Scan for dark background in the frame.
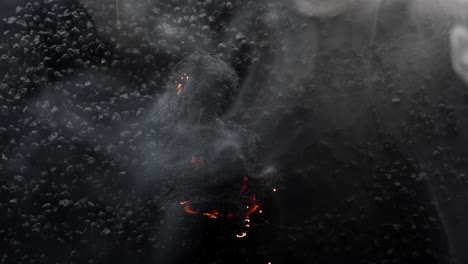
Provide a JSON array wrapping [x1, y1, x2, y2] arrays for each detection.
[[1, 0, 468, 263]]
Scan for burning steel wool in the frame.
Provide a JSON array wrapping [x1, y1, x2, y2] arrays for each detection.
[[140, 52, 280, 238]]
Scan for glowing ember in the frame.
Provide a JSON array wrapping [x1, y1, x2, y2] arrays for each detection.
[[246, 195, 259, 217], [236, 232, 247, 238], [179, 172, 263, 238], [235, 195, 261, 238], [176, 83, 183, 95], [175, 73, 189, 95], [180, 200, 199, 215], [203, 210, 222, 219], [180, 201, 223, 219], [272, 188, 277, 192]]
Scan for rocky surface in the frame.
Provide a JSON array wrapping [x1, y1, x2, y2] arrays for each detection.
[[1, 0, 468, 263]]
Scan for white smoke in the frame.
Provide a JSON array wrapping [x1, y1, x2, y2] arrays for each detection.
[[293, 0, 352, 18], [451, 25, 468, 84]]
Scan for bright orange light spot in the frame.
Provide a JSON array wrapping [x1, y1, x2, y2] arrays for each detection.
[[176, 83, 183, 95]]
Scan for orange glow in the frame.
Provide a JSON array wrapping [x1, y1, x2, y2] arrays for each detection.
[[246, 195, 259, 217], [176, 83, 183, 95], [180, 200, 199, 215], [185, 207, 198, 214], [176, 73, 189, 95], [272, 188, 277, 192], [203, 210, 222, 219], [180, 201, 225, 219], [179, 175, 263, 237]]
